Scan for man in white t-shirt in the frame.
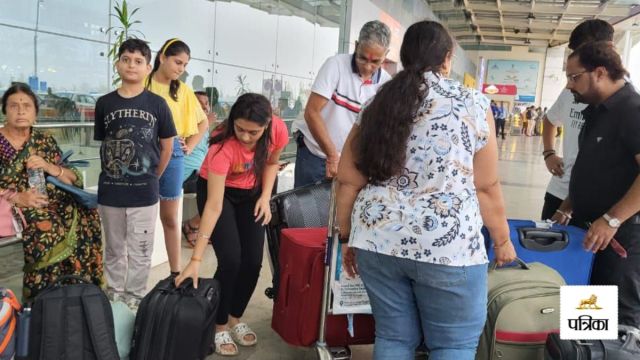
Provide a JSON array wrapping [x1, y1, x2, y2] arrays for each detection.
[[293, 20, 392, 188], [541, 19, 614, 224]]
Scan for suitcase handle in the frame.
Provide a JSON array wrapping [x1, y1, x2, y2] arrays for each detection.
[[518, 228, 569, 252], [490, 257, 530, 271], [170, 277, 210, 296], [172, 278, 196, 294]]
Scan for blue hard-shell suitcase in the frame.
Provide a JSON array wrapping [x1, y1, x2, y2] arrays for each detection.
[[483, 219, 595, 285]]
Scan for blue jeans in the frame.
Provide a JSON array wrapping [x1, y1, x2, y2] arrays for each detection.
[[159, 138, 184, 200], [355, 248, 488, 360], [293, 138, 326, 188]]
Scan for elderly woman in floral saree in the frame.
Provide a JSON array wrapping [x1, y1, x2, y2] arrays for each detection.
[[0, 83, 103, 300]]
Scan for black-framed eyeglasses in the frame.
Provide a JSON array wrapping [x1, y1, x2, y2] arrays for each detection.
[[566, 71, 589, 83]]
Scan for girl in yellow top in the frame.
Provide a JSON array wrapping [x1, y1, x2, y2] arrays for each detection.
[[146, 38, 208, 276]]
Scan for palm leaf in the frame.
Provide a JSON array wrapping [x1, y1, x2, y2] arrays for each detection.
[[122, 1, 128, 20], [109, 0, 144, 87]]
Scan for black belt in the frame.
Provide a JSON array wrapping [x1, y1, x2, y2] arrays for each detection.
[[626, 214, 640, 225], [295, 131, 306, 149]]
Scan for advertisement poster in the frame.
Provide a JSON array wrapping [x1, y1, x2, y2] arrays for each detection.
[[330, 242, 372, 314], [486, 60, 539, 103]]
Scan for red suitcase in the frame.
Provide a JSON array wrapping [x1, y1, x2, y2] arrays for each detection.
[[271, 227, 375, 347]]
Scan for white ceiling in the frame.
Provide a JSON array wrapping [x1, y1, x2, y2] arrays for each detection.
[[427, 0, 640, 48]]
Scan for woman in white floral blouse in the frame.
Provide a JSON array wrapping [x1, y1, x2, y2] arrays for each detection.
[[336, 21, 516, 360]]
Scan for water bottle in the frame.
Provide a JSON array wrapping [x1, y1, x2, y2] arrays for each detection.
[[27, 167, 47, 198], [10, 209, 23, 238], [15, 307, 31, 359]]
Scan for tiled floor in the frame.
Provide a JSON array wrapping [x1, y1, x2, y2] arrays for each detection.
[[0, 133, 558, 359]]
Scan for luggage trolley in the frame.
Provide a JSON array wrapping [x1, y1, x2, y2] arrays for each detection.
[[316, 180, 351, 360], [264, 180, 365, 360]]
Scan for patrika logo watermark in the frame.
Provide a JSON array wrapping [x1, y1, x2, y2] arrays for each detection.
[[560, 286, 618, 340]]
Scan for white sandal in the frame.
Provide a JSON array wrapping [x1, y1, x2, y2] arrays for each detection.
[[230, 322, 258, 346], [214, 331, 239, 356]]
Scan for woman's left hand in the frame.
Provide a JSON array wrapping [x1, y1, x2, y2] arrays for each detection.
[[175, 260, 201, 289], [26, 155, 54, 174], [494, 241, 517, 267], [254, 196, 272, 225], [179, 138, 193, 156], [341, 244, 358, 278]]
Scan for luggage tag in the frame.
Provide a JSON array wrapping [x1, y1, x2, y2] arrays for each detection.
[[347, 313, 354, 338], [586, 221, 627, 259], [534, 220, 554, 229], [609, 239, 627, 258]]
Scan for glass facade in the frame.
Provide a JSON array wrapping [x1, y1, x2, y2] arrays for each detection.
[[0, 0, 342, 186], [0, 0, 478, 188]]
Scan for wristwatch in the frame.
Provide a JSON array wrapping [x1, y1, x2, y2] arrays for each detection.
[[603, 213, 621, 228]]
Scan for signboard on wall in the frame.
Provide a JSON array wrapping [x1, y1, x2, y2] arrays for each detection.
[[482, 84, 517, 95], [486, 60, 539, 103]]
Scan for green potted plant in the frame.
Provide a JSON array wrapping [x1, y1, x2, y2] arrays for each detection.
[[107, 0, 145, 86]]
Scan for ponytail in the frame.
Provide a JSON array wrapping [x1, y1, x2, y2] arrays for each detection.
[[355, 68, 426, 183]]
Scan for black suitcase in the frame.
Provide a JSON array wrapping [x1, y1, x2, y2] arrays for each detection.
[[28, 275, 119, 360], [264, 180, 332, 300], [130, 277, 220, 360], [545, 325, 640, 359]]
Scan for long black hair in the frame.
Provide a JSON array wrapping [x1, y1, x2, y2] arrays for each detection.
[[355, 21, 453, 183], [146, 38, 191, 102], [209, 93, 272, 187]]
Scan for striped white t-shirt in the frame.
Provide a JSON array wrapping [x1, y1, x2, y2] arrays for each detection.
[[292, 53, 391, 158]]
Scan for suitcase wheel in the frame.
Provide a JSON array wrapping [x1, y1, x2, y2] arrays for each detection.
[[330, 346, 351, 360], [265, 287, 276, 299]]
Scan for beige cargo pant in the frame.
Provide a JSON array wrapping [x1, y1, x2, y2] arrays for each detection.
[[98, 203, 158, 298]]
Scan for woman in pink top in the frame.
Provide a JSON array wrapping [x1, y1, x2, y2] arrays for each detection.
[[175, 93, 289, 356]]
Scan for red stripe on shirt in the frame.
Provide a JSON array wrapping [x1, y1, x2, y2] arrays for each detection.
[[331, 93, 361, 113]]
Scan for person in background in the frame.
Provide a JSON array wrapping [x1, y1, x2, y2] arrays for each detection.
[[534, 107, 543, 135], [176, 94, 289, 356], [292, 20, 391, 187], [182, 91, 218, 247], [525, 106, 536, 136], [336, 21, 516, 360], [0, 83, 104, 300], [496, 102, 506, 140], [146, 38, 208, 277], [521, 107, 528, 135], [94, 39, 176, 310]]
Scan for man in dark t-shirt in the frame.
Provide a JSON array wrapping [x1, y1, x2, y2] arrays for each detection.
[[566, 42, 640, 327], [94, 39, 176, 310]]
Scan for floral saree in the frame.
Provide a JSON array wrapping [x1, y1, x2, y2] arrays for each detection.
[[0, 129, 103, 300]]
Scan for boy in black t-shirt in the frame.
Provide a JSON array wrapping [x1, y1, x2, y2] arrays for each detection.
[[94, 39, 176, 310]]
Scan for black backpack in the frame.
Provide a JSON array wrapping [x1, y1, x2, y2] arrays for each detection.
[[130, 277, 220, 360], [545, 325, 640, 359], [28, 275, 119, 360]]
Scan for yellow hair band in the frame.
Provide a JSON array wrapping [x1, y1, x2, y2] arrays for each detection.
[[161, 38, 180, 55]]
